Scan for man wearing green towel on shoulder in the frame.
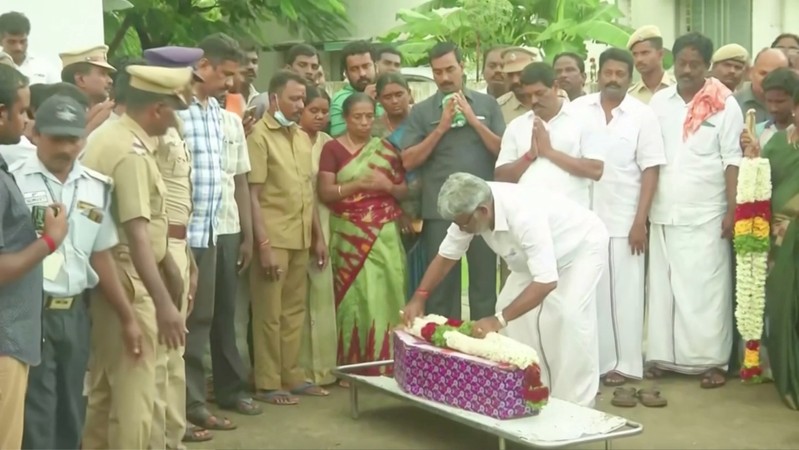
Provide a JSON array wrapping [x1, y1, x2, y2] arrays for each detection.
[[329, 40, 383, 137]]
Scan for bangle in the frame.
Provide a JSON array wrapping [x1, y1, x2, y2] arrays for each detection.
[[523, 152, 536, 162], [337, 185, 343, 197], [258, 238, 271, 248], [41, 234, 57, 254], [415, 289, 430, 300], [495, 311, 508, 328]]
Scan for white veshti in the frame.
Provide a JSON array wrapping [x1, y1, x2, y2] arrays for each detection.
[[407, 315, 540, 369]]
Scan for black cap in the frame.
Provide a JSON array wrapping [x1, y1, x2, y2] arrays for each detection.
[[34, 95, 86, 138]]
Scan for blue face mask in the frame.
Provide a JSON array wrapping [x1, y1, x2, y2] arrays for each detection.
[[272, 96, 295, 127]]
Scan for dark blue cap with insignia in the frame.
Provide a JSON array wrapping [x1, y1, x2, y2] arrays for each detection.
[[143, 46, 204, 81], [35, 95, 87, 138]]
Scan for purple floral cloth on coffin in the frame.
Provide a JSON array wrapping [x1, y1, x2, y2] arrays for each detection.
[[393, 331, 537, 420]]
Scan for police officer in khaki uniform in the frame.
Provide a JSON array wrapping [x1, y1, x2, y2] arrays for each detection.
[[0, 50, 12, 67], [14, 95, 143, 450], [60, 45, 117, 133], [497, 47, 540, 124], [80, 65, 190, 450], [627, 25, 676, 104], [142, 46, 207, 448], [711, 44, 750, 92]]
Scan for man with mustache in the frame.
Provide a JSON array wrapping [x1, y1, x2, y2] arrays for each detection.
[[241, 42, 260, 106], [734, 48, 789, 124], [0, 12, 60, 85], [710, 44, 749, 92], [495, 62, 604, 208], [571, 48, 666, 392], [479, 45, 508, 99], [329, 40, 381, 137], [497, 47, 540, 124], [627, 25, 675, 104], [646, 32, 743, 390], [60, 46, 117, 133], [284, 44, 320, 84], [553, 52, 587, 100]]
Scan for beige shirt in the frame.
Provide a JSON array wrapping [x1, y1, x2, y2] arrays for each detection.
[[156, 127, 193, 227], [628, 71, 676, 104], [218, 110, 252, 235]]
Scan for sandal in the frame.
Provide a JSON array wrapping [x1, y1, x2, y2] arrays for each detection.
[[700, 368, 727, 389], [290, 381, 330, 397], [610, 387, 637, 407], [636, 388, 668, 407], [603, 371, 627, 387], [182, 426, 213, 443], [253, 389, 299, 405], [338, 380, 350, 389], [645, 367, 664, 379], [220, 397, 263, 416], [187, 410, 237, 431]]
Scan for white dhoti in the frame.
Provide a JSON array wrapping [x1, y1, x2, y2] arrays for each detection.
[[498, 231, 607, 407], [646, 220, 732, 374], [597, 238, 645, 379]]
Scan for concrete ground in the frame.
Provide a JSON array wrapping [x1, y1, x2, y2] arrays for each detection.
[[188, 375, 799, 449]]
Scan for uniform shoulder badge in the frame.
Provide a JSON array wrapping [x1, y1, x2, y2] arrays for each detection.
[[131, 137, 148, 155], [83, 166, 114, 187], [497, 92, 513, 106]]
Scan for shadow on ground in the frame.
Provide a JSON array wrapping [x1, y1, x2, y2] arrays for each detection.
[[188, 373, 799, 449]]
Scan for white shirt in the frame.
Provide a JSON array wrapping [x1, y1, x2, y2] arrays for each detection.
[[14, 53, 61, 85], [496, 103, 605, 208], [438, 182, 606, 284], [0, 136, 36, 168], [217, 109, 252, 235], [648, 87, 743, 225], [571, 93, 667, 236]]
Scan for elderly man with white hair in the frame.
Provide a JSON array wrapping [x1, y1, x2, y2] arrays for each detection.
[[401, 173, 608, 407]]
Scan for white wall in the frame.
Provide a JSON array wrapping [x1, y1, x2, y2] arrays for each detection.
[[342, 0, 428, 40], [751, 0, 799, 52], [1, 0, 104, 64]]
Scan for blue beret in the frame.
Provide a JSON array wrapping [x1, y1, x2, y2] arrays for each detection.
[[143, 46, 204, 68]]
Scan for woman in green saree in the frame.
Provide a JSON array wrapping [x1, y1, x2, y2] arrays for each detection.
[[317, 93, 408, 377], [761, 90, 799, 410]]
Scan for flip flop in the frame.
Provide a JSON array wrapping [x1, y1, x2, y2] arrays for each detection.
[[603, 372, 627, 387], [220, 397, 263, 416], [253, 390, 299, 405], [636, 388, 668, 407], [610, 387, 637, 407], [290, 381, 330, 397], [187, 411, 237, 431], [182, 426, 213, 443], [700, 369, 727, 389]]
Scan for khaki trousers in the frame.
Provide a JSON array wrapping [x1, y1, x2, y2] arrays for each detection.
[[0, 356, 28, 449], [250, 247, 309, 390], [82, 254, 159, 450], [150, 238, 190, 449]]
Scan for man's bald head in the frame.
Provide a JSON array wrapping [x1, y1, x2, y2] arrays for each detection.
[[752, 48, 790, 98]]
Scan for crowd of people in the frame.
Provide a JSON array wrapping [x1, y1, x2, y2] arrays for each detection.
[[1, 6, 799, 449]]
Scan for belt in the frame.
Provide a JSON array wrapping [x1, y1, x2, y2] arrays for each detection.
[[168, 224, 187, 240], [45, 296, 76, 310]]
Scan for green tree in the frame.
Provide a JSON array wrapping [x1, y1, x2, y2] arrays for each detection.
[[381, 0, 633, 77], [105, 0, 350, 57]]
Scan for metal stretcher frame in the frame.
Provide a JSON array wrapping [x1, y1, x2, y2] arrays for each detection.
[[333, 360, 643, 450]]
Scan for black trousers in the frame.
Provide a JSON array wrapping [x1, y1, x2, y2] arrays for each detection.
[[184, 233, 250, 416], [421, 219, 497, 320], [23, 297, 90, 450]]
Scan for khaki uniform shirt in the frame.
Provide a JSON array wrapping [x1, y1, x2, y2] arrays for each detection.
[[628, 71, 676, 104], [82, 114, 169, 262], [156, 126, 193, 227], [246, 114, 314, 250]]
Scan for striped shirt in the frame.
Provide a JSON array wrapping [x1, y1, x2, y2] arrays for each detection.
[[217, 110, 252, 235], [178, 97, 224, 248]]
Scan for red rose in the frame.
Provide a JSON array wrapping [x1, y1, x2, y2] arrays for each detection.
[[524, 365, 541, 386], [446, 318, 464, 327], [745, 340, 760, 351], [421, 323, 437, 342], [529, 386, 549, 403]]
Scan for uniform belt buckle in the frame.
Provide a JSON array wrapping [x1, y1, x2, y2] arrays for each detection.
[[47, 296, 74, 310]]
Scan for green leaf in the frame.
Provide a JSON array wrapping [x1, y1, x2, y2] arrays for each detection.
[[571, 21, 631, 48]]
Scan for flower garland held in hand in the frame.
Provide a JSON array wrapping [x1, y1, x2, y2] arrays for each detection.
[[408, 315, 549, 410], [733, 150, 772, 383]]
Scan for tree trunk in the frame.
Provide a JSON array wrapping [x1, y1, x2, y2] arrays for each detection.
[[107, 13, 135, 56]]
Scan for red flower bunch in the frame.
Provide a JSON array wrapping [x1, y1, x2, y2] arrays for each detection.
[[524, 364, 541, 386], [420, 323, 437, 342], [734, 201, 771, 222], [740, 366, 763, 379], [746, 340, 760, 351], [521, 364, 548, 408], [522, 386, 549, 404], [446, 318, 464, 327]]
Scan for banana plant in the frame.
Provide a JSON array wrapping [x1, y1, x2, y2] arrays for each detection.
[[381, 0, 634, 76]]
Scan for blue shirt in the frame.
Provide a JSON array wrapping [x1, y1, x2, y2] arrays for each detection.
[[178, 97, 224, 248], [0, 154, 43, 366]]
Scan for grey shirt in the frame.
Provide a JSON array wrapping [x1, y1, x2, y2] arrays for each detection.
[[0, 154, 43, 366], [734, 83, 768, 123], [402, 89, 505, 219]]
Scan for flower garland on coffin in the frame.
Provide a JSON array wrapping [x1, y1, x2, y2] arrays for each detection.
[[734, 109, 772, 383], [408, 314, 549, 409]]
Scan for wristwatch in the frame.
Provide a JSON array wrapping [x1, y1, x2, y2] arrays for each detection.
[[495, 311, 508, 329]]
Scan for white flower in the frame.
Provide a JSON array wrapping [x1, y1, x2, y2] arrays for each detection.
[[443, 330, 539, 369]]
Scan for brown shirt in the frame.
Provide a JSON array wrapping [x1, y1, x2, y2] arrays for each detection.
[[628, 71, 676, 104], [82, 114, 169, 262], [246, 114, 314, 250], [156, 126, 193, 227]]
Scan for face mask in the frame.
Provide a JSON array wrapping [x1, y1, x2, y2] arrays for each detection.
[[272, 95, 295, 127]]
